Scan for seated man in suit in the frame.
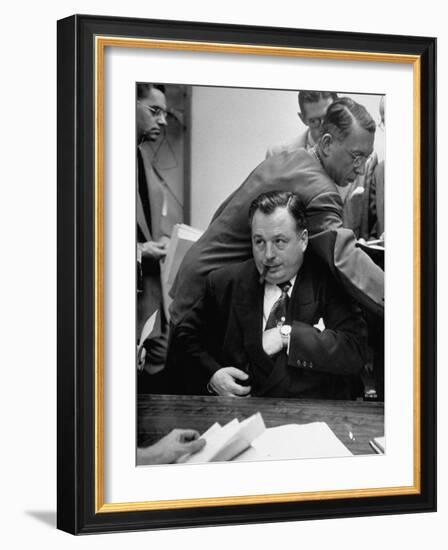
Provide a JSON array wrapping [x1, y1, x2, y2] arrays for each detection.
[[167, 191, 367, 398]]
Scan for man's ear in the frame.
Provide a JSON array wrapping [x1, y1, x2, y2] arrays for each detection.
[[319, 133, 333, 157], [301, 229, 309, 252]]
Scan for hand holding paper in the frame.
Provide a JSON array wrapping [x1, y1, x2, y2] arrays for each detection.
[[138, 429, 205, 465]]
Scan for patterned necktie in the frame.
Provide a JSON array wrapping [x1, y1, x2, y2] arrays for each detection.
[[265, 281, 292, 330]]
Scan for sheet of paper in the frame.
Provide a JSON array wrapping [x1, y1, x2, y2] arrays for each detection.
[[181, 413, 266, 464], [182, 419, 240, 464], [213, 412, 266, 462], [234, 422, 352, 462], [175, 422, 222, 464]]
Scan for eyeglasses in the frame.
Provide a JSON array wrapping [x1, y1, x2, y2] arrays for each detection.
[[137, 101, 168, 119], [343, 148, 370, 168], [306, 116, 325, 129]]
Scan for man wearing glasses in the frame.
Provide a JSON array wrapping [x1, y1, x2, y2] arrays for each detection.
[[136, 83, 179, 384], [168, 98, 384, 367], [267, 90, 379, 240]]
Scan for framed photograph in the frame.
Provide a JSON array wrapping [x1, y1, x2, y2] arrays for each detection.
[[57, 14, 436, 534]]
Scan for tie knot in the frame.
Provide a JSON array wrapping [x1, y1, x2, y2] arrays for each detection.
[[278, 281, 291, 294]]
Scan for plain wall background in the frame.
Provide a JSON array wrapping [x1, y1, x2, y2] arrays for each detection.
[[0, 1, 444, 548]]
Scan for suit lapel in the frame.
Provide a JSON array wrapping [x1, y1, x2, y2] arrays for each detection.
[[232, 263, 275, 385], [288, 260, 317, 323], [136, 147, 152, 241], [138, 143, 163, 241], [136, 189, 152, 241]]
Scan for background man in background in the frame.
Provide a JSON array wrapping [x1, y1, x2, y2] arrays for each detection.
[[167, 191, 367, 398], [362, 95, 385, 241], [266, 90, 338, 157], [136, 83, 180, 387]]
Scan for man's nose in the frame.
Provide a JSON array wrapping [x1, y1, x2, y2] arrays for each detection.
[[354, 161, 366, 176], [264, 242, 275, 261], [158, 113, 168, 126]]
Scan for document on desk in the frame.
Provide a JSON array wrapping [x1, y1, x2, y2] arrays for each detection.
[[179, 414, 352, 464], [234, 422, 352, 462], [180, 413, 266, 464]]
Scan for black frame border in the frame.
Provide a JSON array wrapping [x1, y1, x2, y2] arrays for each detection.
[[57, 14, 436, 534]]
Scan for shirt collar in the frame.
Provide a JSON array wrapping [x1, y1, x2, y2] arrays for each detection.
[[306, 129, 316, 149], [264, 274, 297, 294]]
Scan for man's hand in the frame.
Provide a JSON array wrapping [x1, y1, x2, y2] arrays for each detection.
[[209, 367, 251, 397], [137, 429, 205, 465], [138, 240, 167, 261], [262, 327, 283, 356], [158, 235, 170, 249]]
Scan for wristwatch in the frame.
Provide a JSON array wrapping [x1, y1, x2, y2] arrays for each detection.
[[279, 324, 291, 348]]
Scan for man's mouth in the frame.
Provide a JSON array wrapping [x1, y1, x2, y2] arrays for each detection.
[[142, 129, 161, 142]]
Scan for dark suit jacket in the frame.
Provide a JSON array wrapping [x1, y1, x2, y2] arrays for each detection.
[[167, 256, 367, 398], [137, 142, 182, 352], [369, 160, 385, 239], [169, 148, 384, 328]]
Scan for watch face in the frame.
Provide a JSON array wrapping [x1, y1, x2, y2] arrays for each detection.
[[281, 325, 291, 336]]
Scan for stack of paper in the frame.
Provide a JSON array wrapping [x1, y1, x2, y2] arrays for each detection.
[[178, 413, 266, 464], [178, 413, 353, 464], [160, 223, 203, 319], [162, 224, 203, 290], [235, 422, 352, 461]]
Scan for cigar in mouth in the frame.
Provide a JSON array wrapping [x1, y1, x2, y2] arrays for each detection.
[[259, 265, 268, 284]]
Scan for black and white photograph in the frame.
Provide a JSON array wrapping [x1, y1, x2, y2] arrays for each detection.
[[135, 84, 386, 466]]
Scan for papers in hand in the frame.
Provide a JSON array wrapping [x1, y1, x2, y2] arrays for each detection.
[[178, 413, 352, 464], [137, 311, 158, 371], [161, 223, 203, 291], [178, 413, 266, 464], [160, 223, 203, 319]]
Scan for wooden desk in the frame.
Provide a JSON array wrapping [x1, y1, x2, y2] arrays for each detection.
[[138, 394, 384, 455]]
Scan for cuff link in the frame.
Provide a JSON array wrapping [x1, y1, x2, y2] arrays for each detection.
[[296, 359, 313, 369]]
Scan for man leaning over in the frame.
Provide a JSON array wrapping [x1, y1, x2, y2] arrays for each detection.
[[169, 97, 384, 338]]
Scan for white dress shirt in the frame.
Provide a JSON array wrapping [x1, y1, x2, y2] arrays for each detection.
[[262, 275, 297, 331]]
